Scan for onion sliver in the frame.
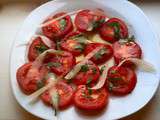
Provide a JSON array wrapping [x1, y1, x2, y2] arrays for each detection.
[[65, 46, 103, 80]]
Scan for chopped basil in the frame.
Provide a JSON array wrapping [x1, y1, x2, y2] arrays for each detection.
[[94, 48, 107, 60], [92, 18, 105, 29], [35, 44, 48, 54], [119, 35, 135, 45], [108, 22, 120, 39], [100, 65, 106, 74], [92, 67, 97, 74], [36, 79, 45, 89], [74, 44, 84, 52], [86, 78, 92, 86], [88, 88, 92, 95], [71, 34, 87, 44], [81, 64, 89, 72], [47, 62, 61, 68], [59, 19, 66, 30]]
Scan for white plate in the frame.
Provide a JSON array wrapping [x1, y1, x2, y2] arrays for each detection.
[[10, 0, 160, 119]]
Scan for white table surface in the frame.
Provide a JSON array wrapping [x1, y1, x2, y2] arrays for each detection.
[[0, 0, 159, 120]]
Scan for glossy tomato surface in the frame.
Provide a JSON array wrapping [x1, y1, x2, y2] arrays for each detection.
[[16, 63, 48, 94], [73, 60, 100, 85], [84, 43, 113, 64], [28, 36, 55, 62], [113, 41, 142, 64], [100, 18, 128, 43], [60, 31, 87, 56], [75, 9, 105, 32], [74, 85, 108, 110], [41, 82, 74, 109], [43, 51, 76, 76], [42, 12, 73, 40], [107, 66, 137, 95]]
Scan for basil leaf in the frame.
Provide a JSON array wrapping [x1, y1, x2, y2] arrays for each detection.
[[88, 88, 92, 95], [59, 19, 66, 30], [86, 78, 92, 86], [74, 44, 84, 52], [92, 18, 105, 29], [108, 22, 120, 38], [35, 44, 48, 54], [37, 79, 45, 89], [92, 67, 97, 74], [100, 65, 106, 74], [81, 64, 89, 72], [94, 48, 107, 60]]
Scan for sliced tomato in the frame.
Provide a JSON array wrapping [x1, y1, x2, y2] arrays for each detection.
[[84, 43, 113, 64], [42, 12, 73, 40], [75, 9, 106, 32], [73, 60, 100, 85], [28, 36, 55, 62], [41, 82, 74, 109], [113, 41, 142, 64], [43, 51, 76, 76], [107, 66, 137, 95], [60, 31, 87, 56], [74, 85, 108, 110], [16, 63, 48, 94], [99, 18, 128, 43]]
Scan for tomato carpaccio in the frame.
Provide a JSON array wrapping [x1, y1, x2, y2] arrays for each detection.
[[75, 9, 106, 32], [42, 12, 73, 40], [84, 43, 113, 64], [74, 85, 108, 110], [16, 63, 48, 94], [99, 18, 128, 43], [113, 41, 142, 64], [28, 36, 55, 62], [60, 31, 87, 56], [73, 60, 100, 85], [107, 66, 137, 95], [43, 51, 76, 76], [41, 82, 74, 109]]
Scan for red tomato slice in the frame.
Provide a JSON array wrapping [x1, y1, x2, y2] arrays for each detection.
[[16, 63, 48, 94], [84, 43, 113, 64], [107, 66, 137, 95], [43, 51, 76, 76], [60, 31, 86, 56], [113, 41, 142, 64], [41, 82, 74, 109], [75, 9, 105, 32], [42, 12, 73, 40], [28, 36, 55, 62], [74, 85, 108, 110], [73, 60, 100, 85], [100, 18, 128, 43]]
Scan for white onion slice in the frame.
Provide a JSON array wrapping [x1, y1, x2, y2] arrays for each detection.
[[91, 58, 114, 90], [65, 46, 103, 80], [118, 58, 156, 72], [40, 9, 83, 27]]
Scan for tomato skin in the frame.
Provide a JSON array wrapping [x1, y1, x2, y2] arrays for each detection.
[[41, 82, 74, 109], [107, 66, 137, 95], [113, 41, 142, 64], [74, 85, 108, 110], [60, 31, 86, 56], [75, 9, 105, 32], [42, 12, 73, 40], [73, 60, 100, 85], [84, 43, 113, 64], [99, 18, 128, 43], [28, 37, 55, 62], [16, 63, 48, 94], [43, 51, 76, 76]]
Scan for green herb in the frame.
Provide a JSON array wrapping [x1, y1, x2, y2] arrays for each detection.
[[71, 34, 87, 44], [94, 48, 107, 60], [81, 64, 89, 72], [59, 19, 66, 30], [92, 18, 105, 29], [86, 78, 92, 86], [108, 22, 120, 38], [35, 44, 48, 54], [92, 67, 97, 74], [109, 82, 113, 91], [47, 62, 61, 68], [88, 88, 92, 95], [74, 44, 84, 52], [108, 77, 122, 81], [100, 65, 106, 74], [37, 79, 45, 89]]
